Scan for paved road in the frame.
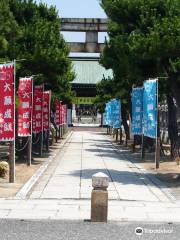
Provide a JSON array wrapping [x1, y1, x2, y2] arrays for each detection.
[[0, 220, 179, 240]]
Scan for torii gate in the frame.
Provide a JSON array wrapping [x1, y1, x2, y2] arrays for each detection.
[[61, 18, 108, 53], [61, 18, 109, 125]]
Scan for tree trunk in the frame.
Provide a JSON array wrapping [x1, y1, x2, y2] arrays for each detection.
[[170, 75, 180, 112], [121, 104, 130, 141], [167, 94, 178, 158]]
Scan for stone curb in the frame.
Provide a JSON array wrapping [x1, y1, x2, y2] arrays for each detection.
[[15, 131, 73, 200]]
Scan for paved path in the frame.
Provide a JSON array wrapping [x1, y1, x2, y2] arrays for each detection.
[[1, 128, 180, 222], [29, 129, 170, 202]]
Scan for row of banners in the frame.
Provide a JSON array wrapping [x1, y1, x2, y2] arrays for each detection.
[[132, 79, 158, 138], [105, 99, 121, 129], [0, 63, 67, 141], [105, 79, 158, 139]]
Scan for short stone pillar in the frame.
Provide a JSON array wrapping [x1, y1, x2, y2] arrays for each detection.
[[91, 172, 109, 222]]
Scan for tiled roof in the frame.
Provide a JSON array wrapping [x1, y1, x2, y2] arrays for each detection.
[[72, 58, 113, 84]]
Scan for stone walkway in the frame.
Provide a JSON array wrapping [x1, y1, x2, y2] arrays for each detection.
[[1, 128, 180, 222], [29, 130, 170, 202]]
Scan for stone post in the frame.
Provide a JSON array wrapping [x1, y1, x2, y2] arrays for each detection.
[[91, 172, 109, 222]]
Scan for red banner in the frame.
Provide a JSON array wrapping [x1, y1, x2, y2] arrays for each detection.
[[64, 105, 67, 124], [62, 105, 65, 124], [32, 85, 43, 133], [0, 63, 14, 141], [55, 99, 61, 126], [17, 78, 33, 137], [43, 91, 51, 131], [62, 105, 67, 124], [60, 102, 63, 125]]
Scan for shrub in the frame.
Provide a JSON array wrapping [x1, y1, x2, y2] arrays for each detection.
[[0, 161, 8, 178]]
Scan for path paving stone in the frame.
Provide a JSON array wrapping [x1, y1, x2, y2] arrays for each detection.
[[28, 130, 172, 202], [1, 128, 180, 221]]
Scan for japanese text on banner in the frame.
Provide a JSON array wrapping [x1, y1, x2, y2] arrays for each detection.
[[105, 103, 109, 125], [18, 78, 32, 137], [43, 91, 51, 131], [60, 102, 63, 125], [132, 88, 143, 135], [62, 105, 65, 124], [55, 100, 61, 126], [0, 63, 14, 141], [105, 101, 112, 126], [143, 79, 158, 138], [65, 105, 67, 124], [62, 105, 67, 124], [32, 85, 43, 134], [112, 99, 121, 129], [106, 101, 111, 126]]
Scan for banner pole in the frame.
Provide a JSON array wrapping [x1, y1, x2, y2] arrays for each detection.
[[13, 59, 16, 181], [27, 77, 33, 166], [46, 90, 51, 152], [39, 84, 44, 157], [141, 86, 145, 160], [155, 79, 160, 169], [55, 100, 58, 143], [131, 87, 135, 151], [62, 104, 64, 137], [59, 101, 61, 139], [9, 60, 16, 183]]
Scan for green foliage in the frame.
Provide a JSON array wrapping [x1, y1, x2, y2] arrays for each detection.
[[0, 0, 19, 58], [98, 0, 180, 111], [0, 0, 75, 104], [94, 76, 114, 113]]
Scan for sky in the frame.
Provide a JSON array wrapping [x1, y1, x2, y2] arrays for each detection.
[[36, 0, 106, 18], [36, 0, 107, 45]]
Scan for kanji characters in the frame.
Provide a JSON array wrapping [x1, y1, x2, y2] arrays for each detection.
[[18, 78, 32, 136], [4, 122, 13, 132], [4, 82, 11, 92], [23, 112, 29, 119], [4, 109, 12, 118], [32, 85, 43, 133], [23, 122, 29, 129], [43, 91, 50, 131], [35, 105, 41, 111], [22, 102, 30, 108], [4, 96, 12, 105], [0, 63, 14, 141], [23, 92, 30, 99]]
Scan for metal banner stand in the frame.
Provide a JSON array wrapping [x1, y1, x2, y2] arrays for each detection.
[[27, 77, 33, 166], [155, 79, 160, 169], [9, 60, 16, 183], [39, 84, 44, 157]]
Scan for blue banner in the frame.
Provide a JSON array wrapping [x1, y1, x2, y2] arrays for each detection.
[[104, 103, 109, 125], [105, 102, 112, 125], [132, 88, 143, 135], [105, 99, 121, 128], [112, 99, 121, 129], [103, 112, 106, 126], [104, 104, 108, 125], [143, 79, 158, 138], [109, 100, 113, 127]]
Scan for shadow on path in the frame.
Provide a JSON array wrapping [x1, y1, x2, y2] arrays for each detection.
[[69, 167, 175, 189]]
